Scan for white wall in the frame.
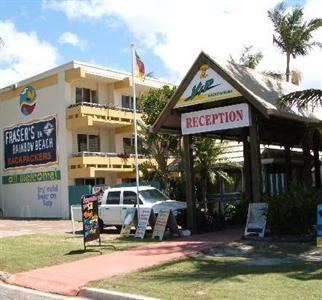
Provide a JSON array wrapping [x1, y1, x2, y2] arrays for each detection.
[[0, 74, 69, 218]]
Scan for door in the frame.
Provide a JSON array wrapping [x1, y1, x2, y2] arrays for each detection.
[[121, 191, 141, 221], [99, 191, 122, 225]]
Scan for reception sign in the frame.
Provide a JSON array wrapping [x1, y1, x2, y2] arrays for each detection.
[[175, 64, 241, 108], [181, 103, 250, 135], [4, 115, 57, 170]]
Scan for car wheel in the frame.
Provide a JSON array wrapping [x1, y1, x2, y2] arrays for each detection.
[[115, 225, 122, 233]]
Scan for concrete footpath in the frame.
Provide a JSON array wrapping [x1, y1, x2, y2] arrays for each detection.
[[6, 228, 242, 297]]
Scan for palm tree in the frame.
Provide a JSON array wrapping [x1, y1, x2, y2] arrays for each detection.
[[193, 137, 238, 212], [268, 5, 322, 82]]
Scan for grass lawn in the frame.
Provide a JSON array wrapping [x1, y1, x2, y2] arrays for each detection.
[[90, 241, 322, 300], [0, 233, 152, 274]]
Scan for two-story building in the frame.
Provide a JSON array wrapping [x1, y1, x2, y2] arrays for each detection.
[[0, 61, 169, 218]]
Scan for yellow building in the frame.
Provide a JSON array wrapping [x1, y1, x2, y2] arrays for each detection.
[[0, 61, 170, 218]]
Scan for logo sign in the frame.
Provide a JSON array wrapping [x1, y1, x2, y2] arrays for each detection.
[[181, 103, 250, 135], [81, 194, 100, 244], [175, 64, 241, 108], [20, 86, 37, 115], [3, 115, 58, 170], [2, 170, 61, 184]]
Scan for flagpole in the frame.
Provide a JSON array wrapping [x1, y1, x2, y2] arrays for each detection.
[[131, 43, 140, 221]]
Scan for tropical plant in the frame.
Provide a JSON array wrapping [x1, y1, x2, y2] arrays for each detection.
[[230, 45, 263, 69], [193, 137, 239, 212], [265, 184, 321, 235], [268, 5, 322, 82], [139, 85, 179, 192]]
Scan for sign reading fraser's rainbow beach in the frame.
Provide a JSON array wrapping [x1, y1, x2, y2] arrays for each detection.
[[181, 103, 250, 135], [174, 64, 241, 108], [3, 115, 58, 170]]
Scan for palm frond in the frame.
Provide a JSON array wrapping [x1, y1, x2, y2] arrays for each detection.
[[278, 89, 322, 110]]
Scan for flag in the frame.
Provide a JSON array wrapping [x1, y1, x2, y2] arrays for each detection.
[[135, 51, 145, 78]]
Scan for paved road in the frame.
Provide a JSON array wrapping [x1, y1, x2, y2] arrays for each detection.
[[0, 219, 83, 237]]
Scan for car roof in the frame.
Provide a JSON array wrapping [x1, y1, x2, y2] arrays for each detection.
[[107, 186, 155, 192]]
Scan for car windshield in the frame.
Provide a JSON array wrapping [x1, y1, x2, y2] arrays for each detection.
[[139, 189, 169, 203]]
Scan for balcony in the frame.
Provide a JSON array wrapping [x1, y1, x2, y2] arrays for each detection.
[[68, 152, 156, 179], [66, 102, 142, 132]]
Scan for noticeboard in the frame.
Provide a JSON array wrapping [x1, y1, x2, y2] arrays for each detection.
[[81, 194, 100, 246], [244, 203, 268, 238], [120, 208, 137, 237], [152, 208, 170, 240], [135, 208, 152, 239]]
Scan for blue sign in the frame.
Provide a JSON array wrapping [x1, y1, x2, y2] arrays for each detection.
[[318, 204, 322, 237], [4, 115, 57, 170]]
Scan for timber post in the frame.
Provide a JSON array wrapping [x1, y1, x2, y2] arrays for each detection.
[[182, 135, 197, 233]]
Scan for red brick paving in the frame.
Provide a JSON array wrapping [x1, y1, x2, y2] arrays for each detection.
[[6, 228, 243, 296]]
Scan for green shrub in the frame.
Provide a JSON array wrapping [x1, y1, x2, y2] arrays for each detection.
[[266, 185, 322, 235]]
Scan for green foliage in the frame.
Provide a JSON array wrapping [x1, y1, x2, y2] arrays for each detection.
[[268, 5, 322, 81], [266, 185, 321, 235], [239, 45, 263, 69], [230, 45, 263, 69], [140, 85, 175, 125], [225, 200, 249, 225], [139, 85, 178, 192]]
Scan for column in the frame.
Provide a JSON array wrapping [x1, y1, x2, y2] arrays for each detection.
[[182, 135, 197, 233]]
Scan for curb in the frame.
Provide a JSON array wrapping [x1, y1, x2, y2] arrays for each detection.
[[0, 282, 69, 299], [77, 288, 159, 300]]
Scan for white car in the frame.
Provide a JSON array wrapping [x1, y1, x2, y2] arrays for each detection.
[[71, 186, 187, 230]]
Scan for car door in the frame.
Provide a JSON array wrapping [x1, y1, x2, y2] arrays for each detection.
[[100, 191, 122, 225], [121, 191, 142, 221]]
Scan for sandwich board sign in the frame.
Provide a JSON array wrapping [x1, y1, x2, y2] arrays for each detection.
[[81, 194, 100, 249], [120, 207, 137, 237], [152, 209, 180, 240], [317, 204, 322, 247], [134, 208, 153, 239], [152, 208, 170, 240], [244, 203, 268, 239]]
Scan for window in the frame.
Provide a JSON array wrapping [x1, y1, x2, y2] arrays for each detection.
[[75, 178, 105, 186], [77, 134, 100, 152], [76, 87, 97, 104], [106, 191, 120, 205], [123, 191, 142, 205], [123, 137, 133, 154], [121, 95, 132, 109], [121, 95, 139, 109]]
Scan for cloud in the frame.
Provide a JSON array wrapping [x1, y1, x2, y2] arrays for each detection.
[[58, 32, 88, 50], [44, 0, 322, 88], [0, 20, 58, 88]]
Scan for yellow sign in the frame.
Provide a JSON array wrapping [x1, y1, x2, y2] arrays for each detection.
[[175, 64, 241, 108]]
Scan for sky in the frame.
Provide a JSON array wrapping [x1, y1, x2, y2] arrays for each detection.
[[0, 0, 321, 89]]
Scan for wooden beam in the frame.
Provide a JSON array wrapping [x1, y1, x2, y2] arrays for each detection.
[[182, 135, 197, 233], [284, 145, 292, 187], [302, 130, 312, 186], [242, 130, 252, 202], [313, 131, 321, 188], [249, 108, 262, 202]]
